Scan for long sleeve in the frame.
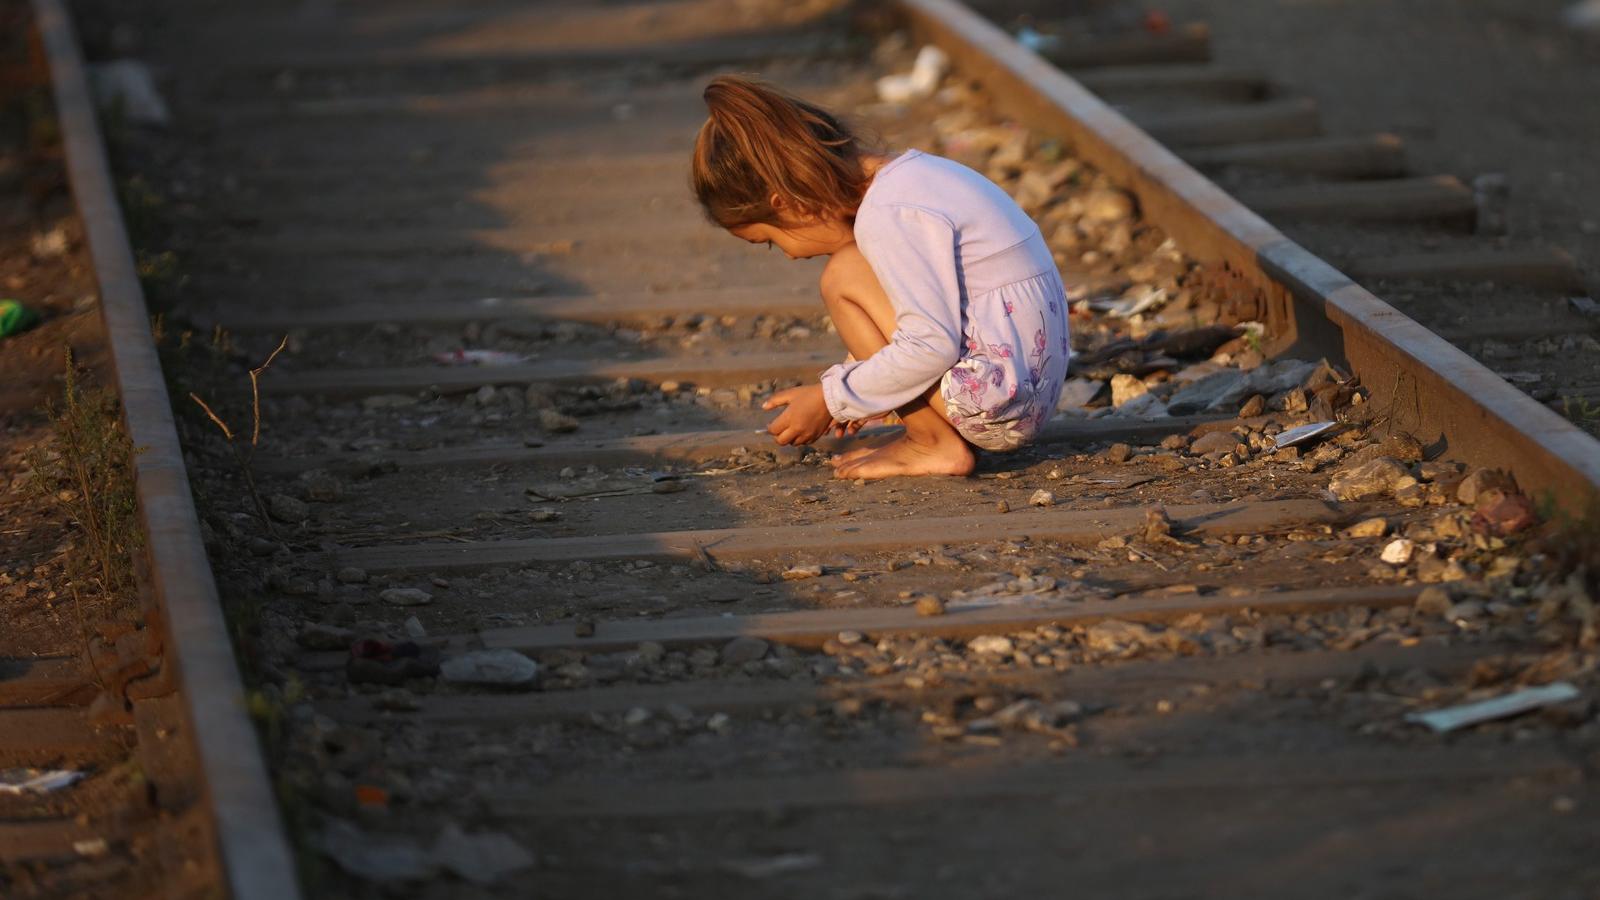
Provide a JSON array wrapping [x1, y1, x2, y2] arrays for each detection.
[[820, 205, 964, 421]]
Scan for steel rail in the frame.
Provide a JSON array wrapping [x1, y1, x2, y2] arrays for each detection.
[[30, 0, 303, 897], [895, 0, 1600, 510]]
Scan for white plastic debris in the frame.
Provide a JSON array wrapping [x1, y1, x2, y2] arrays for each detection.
[[1569, 296, 1599, 317], [0, 768, 83, 795], [433, 349, 529, 367], [440, 649, 539, 688], [88, 60, 170, 125], [1014, 26, 1061, 52], [1272, 420, 1338, 450], [1091, 287, 1166, 318], [1407, 682, 1581, 733], [875, 45, 950, 103], [432, 823, 536, 885]]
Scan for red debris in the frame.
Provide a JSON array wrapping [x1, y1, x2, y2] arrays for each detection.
[[1143, 10, 1172, 34], [1472, 492, 1539, 537]]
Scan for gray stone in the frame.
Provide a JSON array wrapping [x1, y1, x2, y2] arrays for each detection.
[[1190, 430, 1240, 456], [335, 566, 368, 584], [380, 588, 433, 606], [1084, 619, 1157, 654], [318, 819, 435, 882], [440, 649, 538, 688], [719, 636, 770, 666], [297, 623, 354, 651], [539, 409, 580, 433], [362, 394, 418, 410], [269, 493, 310, 523]]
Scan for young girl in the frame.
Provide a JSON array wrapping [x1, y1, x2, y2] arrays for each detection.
[[691, 75, 1071, 479]]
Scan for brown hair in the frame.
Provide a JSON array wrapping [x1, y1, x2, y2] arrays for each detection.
[[691, 75, 872, 229]]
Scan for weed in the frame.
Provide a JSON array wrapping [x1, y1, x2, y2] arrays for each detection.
[[22, 350, 143, 606], [188, 336, 288, 537], [1561, 396, 1600, 437]]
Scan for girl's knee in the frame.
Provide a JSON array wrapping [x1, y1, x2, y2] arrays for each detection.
[[820, 243, 875, 305]]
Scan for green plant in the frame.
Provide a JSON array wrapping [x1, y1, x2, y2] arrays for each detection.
[[23, 350, 143, 606]]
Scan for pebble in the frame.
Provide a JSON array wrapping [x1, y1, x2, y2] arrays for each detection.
[[915, 595, 947, 617], [1343, 517, 1388, 539], [403, 616, 427, 639], [336, 566, 368, 584], [1456, 467, 1517, 505], [719, 636, 770, 666], [622, 707, 653, 727], [706, 712, 732, 733], [380, 588, 433, 606], [440, 649, 539, 688], [1415, 586, 1452, 616], [837, 630, 864, 645], [1110, 373, 1149, 407], [1029, 489, 1055, 508], [1444, 599, 1487, 623], [995, 500, 1010, 514], [1084, 619, 1156, 654], [1190, 430, 1240, 456], [1237, 394, 1265, 418], [968, 635, 1014, 655], [1380, 538, 1416, 565], [297, 623, 355, 651], [1102, 442, 1133, 464], [1082, 187, 1135, 223], [1329, 457, 1416, 501], [362, 393, 419, 410], [268, 493, 309, 523], [539, 409, 580, 433], [783, 564, 823, 580]]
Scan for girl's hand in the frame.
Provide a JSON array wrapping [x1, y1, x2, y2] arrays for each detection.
[[763, 384, 834, 446]]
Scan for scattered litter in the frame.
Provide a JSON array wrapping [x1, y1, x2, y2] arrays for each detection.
[[1407, 682, 1581, 733], [318, 819, 436, 882], [1014, 26, 1060, 52], [1091, 287, 1166, 318], [0, 768, 83, 795], [1272, 420, 1338, 450], [0, 299, 40, 338], [876, 45, 949, 103], [722, 852, 823, 879], [433, 349, 528, 367], [73, 837, 109, 857], [432, 822, 536, 885], [88, 60, 170, 125]]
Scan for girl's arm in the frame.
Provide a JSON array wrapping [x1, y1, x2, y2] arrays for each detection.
[[821, 206, 964, 420]]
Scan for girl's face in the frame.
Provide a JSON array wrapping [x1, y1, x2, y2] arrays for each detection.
[[729, 217, 854, 260]]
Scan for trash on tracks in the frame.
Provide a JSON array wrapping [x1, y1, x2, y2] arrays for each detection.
[[1407, 682, 1582, 733], [0, 768, 83, 794], [0, 299, 40, 337]]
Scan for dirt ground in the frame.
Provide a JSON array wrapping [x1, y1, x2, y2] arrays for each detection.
[[65, 0, 1600, 895]]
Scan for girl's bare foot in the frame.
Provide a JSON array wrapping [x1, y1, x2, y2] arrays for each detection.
[[833, 431, 975, 479], [827, 445, 878, 468]]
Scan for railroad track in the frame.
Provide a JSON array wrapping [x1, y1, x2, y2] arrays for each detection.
[[30, 0, 1600, 896]]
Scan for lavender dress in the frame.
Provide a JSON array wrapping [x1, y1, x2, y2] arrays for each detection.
[[819, 150, 1071, 451]]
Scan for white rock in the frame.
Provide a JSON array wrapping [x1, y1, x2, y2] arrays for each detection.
[[380, 588, 433, 606], [968, 635, 1014, 655], [440, 649, 538, 687], [1110, 373, 1148, 407], [432, 823, 535, 886], [1029, 489, 1055, 508], [1381, 538, 1416, 565]]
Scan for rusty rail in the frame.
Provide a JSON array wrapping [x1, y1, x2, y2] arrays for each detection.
[[895, 0, 1600, 510], [30, 0, 303, 897]]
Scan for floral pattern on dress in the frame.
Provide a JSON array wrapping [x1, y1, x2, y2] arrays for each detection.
[[939, 269, 1071, 452]]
